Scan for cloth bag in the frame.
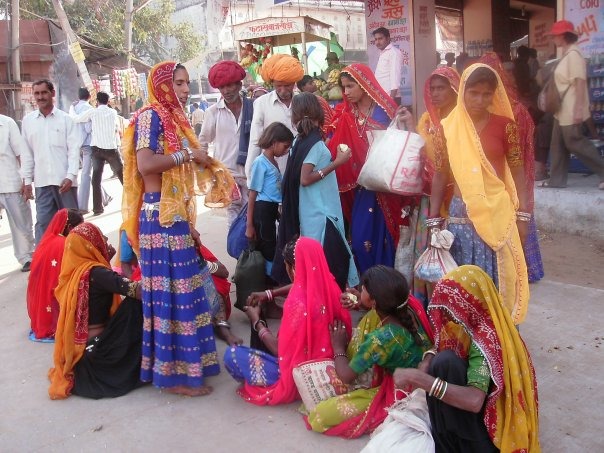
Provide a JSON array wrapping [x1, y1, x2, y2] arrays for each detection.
[[361, 389, 434, 453], [357, 124, 425, 196], [414, 229, 458, 282], [537, 52, 575, 114], [227, 203, 248, 259], [394, 207, 418, 284], [292, 359, 351, 410], [232, 245, 266, 311]]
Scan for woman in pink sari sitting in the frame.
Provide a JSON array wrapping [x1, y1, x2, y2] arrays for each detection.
[[224, 236, 351, 405]]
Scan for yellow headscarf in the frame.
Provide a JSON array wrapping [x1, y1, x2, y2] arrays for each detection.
[[49, 223, 121, 399], [121, 61, 235, 256], [430, 265, 540, 452], [441, 63, 529, 324]]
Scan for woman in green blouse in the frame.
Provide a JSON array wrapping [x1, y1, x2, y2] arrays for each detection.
[[305, 265, 433, 438]]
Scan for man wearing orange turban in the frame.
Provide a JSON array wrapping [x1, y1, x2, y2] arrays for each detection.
[[245, 54, 304, 179]]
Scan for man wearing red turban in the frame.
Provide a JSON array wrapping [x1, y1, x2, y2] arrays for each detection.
[[199, 60, 253, 227], [245, 54, 303, 179]]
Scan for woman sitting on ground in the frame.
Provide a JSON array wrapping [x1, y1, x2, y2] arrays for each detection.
[[391, 265, 540, 452], [306, 266, 433, 438], [27, 208, 83, 341], [224, 236, 351, 405], [48, 223, 143, 399], [199, 243, 242, 346]]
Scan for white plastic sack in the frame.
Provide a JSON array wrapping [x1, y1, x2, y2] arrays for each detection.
[[394, 207, 418, 284], [414, 229, 458, 282], [361, 389, 434, 453], [357, 128, 425, 196]]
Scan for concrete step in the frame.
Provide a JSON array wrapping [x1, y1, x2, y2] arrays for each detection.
[[534, 173, 604, 240]]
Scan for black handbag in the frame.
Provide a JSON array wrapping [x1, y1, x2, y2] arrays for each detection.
[[232, 245, 266, 311]]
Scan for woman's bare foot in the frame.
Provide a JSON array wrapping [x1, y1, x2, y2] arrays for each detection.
[[215, 325, 243, 346], [163, 385, 213, 397]]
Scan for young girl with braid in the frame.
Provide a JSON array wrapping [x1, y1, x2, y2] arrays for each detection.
[[305, 265, 433, 438]]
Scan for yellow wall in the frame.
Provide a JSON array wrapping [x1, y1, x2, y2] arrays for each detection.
[[463, 0, 492, 43], [529, 7, 556, 63]]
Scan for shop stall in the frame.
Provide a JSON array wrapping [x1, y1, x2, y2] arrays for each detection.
[[232, 15, 332, 75]]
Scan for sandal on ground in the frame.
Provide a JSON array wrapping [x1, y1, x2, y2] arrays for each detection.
[[534, 171, 549, 182], [540, 180, 566, 188]]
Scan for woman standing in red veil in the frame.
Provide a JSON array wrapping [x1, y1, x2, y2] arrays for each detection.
[[326, 64, 413, 275]]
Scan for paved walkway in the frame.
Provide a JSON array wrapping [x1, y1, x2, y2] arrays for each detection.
[[1, 176, 602, 451]]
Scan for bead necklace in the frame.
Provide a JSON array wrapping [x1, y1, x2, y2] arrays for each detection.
[[354, 101, 375, 138]]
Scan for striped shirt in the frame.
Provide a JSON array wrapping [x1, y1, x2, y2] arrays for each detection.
[[72, 104, 118, 149]]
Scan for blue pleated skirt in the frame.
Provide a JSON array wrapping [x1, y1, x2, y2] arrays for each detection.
[[139, 192, 220, 388]]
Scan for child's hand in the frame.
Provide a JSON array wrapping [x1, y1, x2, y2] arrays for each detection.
[[329, 319, 349, 350], [245, 224, 256, 240], [333, 144, 351, 167]]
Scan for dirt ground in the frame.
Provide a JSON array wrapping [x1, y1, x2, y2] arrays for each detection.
[[538, 230, 604, 290]]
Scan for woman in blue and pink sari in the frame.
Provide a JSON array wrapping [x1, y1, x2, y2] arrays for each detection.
[[326, 63, 414, 274]]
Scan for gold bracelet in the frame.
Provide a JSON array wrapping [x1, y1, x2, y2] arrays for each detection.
[[422, 348, 437, 361]]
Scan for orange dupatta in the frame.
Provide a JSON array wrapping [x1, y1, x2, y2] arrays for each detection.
[[48, 223, 121, 399], [121, 61, 235, 256]]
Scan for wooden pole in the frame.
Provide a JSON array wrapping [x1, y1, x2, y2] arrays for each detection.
[[124, 0, 134, 114], [51, 0, 96, 99], [10, 0, 22, 120]]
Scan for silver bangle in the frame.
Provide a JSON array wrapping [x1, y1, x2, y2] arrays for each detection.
[[317, 169, 325, 179], [207, 261, 219, 273], [171, 151, 185, 166]]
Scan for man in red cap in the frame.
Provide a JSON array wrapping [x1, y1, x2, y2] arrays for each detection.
[[546, 20, 604, 190], [199, 60, 254, 224]]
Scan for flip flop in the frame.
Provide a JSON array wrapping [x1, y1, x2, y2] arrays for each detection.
[[540, 181, 566, 188]]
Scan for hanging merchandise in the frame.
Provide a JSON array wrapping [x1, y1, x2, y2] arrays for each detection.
[[111, 68, 141, 100], [138, 73, 148, 99]]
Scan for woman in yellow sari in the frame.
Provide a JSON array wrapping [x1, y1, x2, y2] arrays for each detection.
[[393, 265, 540, 452], [121, 62, 234, 397], [428, 64, 530, 324]]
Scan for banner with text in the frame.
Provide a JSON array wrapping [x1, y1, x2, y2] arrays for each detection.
[[366, 0, 413, 105], [565, 1, 604, 56]]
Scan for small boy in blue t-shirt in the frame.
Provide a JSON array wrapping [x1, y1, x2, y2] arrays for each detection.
[[246, 122, 294, 275]]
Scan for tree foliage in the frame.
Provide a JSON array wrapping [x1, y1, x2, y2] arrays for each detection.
[[20, 0, 203, 64]]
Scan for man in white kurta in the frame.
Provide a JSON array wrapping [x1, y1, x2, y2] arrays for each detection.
[[373, 26, 404, 103], [244, 54, 304, 180], [0, 114, 35, 271]]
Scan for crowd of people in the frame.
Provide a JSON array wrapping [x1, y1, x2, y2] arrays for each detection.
[[7, 19, 599, 452]]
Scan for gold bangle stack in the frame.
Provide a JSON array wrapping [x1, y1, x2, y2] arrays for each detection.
[[429, 377, 448, 400]]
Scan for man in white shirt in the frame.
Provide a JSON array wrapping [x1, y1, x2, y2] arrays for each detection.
[[245, 54, 304, 179], [191, 102, 205, 136], [373, 27, 404, 104], [200, 61, 252, 226], [69, 88, 93, 213], [72, 91, 122, 215], [21, 79, 80, 243], [0, 114, 35, 271]]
